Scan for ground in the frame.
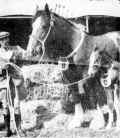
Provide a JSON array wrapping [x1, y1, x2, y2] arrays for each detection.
[[0, 99, 120, 138]]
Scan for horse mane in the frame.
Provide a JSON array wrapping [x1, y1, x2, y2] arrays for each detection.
[[33, 10, 84, 32], [53, 12, 81, 29]]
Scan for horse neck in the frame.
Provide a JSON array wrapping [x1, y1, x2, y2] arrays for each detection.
[[53, 16, 83, 49]]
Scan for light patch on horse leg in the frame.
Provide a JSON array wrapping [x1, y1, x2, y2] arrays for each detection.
[[27, 17, 42, 54], [89, 105, 105, 130], [105, 105, 114, 129], [114, 84, 120, 128], [68, 103, 84, 129]]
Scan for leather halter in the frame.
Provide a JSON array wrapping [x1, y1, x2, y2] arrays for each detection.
[[29, 14, 54, 63]]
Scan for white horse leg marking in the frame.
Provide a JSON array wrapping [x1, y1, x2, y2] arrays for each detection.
[[114, 84, 120, 128], [68, 103, 84, 129], [105, 106, 114, 129], [90, 105, 105, 130], [105, 89, 114, 129], [27, 17, 42, 54]]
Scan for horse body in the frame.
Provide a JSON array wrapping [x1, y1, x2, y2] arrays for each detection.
[[74, 31, 120, 66], [27, 4, 120, 130]]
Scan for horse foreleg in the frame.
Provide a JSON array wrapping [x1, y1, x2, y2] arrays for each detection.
[[90, 105, 105, 130], [68, 103, 84, 129], [104, 88, 114, 129], [105, 103, 114, 129], [114, 84, 120, 128]]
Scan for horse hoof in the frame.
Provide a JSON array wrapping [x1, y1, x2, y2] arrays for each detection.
[[105, 124, 112, 130], [67, 116, 82, 130], [90, 118, 105, 130]]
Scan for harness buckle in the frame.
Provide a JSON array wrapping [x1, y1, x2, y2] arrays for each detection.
[[58, 57, 69, 71]]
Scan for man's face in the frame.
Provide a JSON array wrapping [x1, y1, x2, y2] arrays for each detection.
[[0, 37, 9, 48]]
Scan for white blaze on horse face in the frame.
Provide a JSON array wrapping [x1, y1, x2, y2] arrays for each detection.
[[27, 17, 43, 55], [32, 17, 42, 36]]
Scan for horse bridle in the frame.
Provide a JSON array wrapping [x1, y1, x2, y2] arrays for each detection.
[[29, 13, 55, 63]]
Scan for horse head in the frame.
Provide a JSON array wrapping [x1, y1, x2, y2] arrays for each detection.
[[27, 4, 83, 65], [27, 4, 51, 57]]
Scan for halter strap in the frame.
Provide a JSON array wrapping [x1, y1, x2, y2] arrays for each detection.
[[67, 32, 86, 58], [29, 13, 54, 63], [29, 14, 54, 45]]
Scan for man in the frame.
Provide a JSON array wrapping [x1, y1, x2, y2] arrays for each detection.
[[0, 31, 22, 137]]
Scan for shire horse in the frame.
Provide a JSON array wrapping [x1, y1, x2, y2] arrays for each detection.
[[27, 3, 120, 130], [88, 46, 120, 128]]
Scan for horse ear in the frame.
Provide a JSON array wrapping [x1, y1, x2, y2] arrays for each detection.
[[45, 3, 50, 15]]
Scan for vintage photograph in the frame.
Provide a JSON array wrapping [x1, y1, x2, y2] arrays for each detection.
[[0, 0, 120, 137]]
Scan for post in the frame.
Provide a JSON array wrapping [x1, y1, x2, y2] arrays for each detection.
[[86, 15, 89, 33]]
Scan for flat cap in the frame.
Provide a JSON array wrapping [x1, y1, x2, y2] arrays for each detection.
[[0, 32, 10, 39]]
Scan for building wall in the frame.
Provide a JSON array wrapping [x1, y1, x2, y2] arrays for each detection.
[[89, 16, 120, 35], [0, 17, 32, 49]]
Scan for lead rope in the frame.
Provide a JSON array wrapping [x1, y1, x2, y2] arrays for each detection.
[[66, 31, 86, 58], [6, 69, 21, 138], [38, 16, 53, 63]]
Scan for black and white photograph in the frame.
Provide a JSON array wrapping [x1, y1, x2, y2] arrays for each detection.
[[0, 0, 120, 137]]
